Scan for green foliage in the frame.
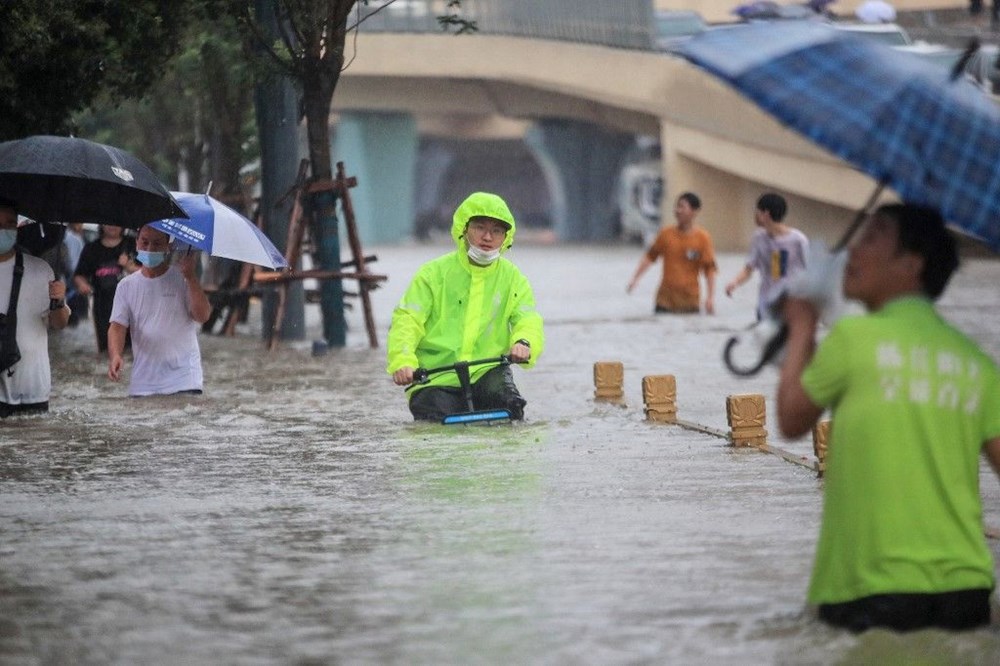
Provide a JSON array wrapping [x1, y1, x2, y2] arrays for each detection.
[[5, 0, 476, 189], [0, 0, 192, 140], [75, 7, 257, 194], [227, 0, 475, 181]]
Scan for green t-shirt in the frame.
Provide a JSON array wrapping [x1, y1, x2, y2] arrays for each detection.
[[802, 296, 1000, 605]]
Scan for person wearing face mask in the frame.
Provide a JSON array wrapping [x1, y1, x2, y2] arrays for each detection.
[[0, 196, 70, 418], [107, 224, 212, 396], [387, 192, 545, 422]]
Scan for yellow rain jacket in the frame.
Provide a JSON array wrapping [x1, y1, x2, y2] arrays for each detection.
[[386, 192, 545, 397]]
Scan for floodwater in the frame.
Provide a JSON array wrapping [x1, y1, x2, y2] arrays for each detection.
[[3, 241, 1000, 665]]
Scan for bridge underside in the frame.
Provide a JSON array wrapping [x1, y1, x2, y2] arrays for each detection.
[[333, 34, 886, 250]]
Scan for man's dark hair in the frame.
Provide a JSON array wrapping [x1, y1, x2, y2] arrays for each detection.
[[877, 203, 959, 300], [756, 193, 787, 222], [678, 192, 701, 210], [0, 196, 17, 212]]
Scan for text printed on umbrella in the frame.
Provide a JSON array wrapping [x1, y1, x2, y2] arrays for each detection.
[[164, 223, 207, 242], [111, 166, 134, 183]]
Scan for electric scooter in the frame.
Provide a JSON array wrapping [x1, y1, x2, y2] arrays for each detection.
[[410, 355, 522, 425]]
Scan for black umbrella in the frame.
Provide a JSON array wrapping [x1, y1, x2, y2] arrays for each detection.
[[0, 135, 186, 229]]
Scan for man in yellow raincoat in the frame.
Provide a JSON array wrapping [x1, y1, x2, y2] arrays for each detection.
[[387, 192, 545, 421]]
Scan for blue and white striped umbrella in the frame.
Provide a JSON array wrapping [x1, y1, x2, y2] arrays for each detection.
[[677, 21, 1000, 252], [152, 192, 288, 269]]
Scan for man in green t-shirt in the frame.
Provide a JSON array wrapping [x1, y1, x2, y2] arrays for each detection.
[[777, 203, 1000, 632]]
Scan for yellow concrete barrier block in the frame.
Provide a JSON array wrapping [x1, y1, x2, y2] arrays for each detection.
[[726, 393, 767, 448], [593, 361, 625, 405], [642, 375, 677, 423]]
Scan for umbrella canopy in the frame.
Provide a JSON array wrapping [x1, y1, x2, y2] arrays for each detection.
[[151, 192, 288, 270], [677, 21, 1000, 252], [0, 135, 186, 228]]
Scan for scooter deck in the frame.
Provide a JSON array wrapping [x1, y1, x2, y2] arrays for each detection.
[[441, 409, 512, 425]]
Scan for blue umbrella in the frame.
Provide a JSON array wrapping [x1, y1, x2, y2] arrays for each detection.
[[152, 192, 288, 270], [677, 21, 1000, 252]]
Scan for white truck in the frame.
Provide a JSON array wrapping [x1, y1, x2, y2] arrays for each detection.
[[616, 157, 663, 245]]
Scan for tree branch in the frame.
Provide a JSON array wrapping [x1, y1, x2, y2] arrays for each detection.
[[272, 1, 308, 74], [346, 0, 398, 32], [236, 3, 298, 78]]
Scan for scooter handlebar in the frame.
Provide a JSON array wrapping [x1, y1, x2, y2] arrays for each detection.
[[410, 354, 521, 386]]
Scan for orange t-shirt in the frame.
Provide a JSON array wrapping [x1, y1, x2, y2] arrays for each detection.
[[645, 225, 717, 312]]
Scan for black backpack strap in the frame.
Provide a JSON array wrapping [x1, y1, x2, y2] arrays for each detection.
[[0, 249, 24, 376], [8, 248, 24, 316]]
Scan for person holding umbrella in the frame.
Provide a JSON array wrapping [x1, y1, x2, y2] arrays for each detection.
[[724, 193, 810, 321], [0, 196, 70, 418], [107, 224, 211, 396], [777, 203, 1000, 632]]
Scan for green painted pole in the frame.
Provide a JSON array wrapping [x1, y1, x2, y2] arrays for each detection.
[[309, 189, 346, 346]]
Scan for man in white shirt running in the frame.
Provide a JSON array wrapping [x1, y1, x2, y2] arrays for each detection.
[[107, 224, 211, 396], [725, 192, 810, 321]]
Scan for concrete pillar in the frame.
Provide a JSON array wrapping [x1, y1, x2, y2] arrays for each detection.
[[413, 141, 453, 214], [332, 112, 419, 245], [525, 120, 633, 242], [412, 141, 456, 240]]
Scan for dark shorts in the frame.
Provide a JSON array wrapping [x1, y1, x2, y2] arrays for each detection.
[[654, 305, 699, 314], [408, 365, 526, 422], [818, 589, 992, 633], [0, 401, 49, 418], [131, 389, 203, 398]]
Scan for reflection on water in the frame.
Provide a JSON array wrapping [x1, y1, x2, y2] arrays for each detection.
[[2, 245, 1000, 664]]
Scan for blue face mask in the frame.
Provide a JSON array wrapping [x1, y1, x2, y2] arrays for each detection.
[[136, 250, 167, 269], [0, 228, 16, 254]]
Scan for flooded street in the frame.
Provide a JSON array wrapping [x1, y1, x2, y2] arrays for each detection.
[[3, 241, 1000, 664]]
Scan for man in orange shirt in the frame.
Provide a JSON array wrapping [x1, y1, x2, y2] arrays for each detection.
[[627, 191, 717, 314]]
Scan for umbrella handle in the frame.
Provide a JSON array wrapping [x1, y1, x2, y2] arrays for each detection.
[[832, 180, 886, 252], [950, 38, 981, 82], [723, 181, 879, 377], [723, 316, 789, 376]]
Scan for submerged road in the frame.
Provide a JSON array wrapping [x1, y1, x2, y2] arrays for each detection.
[[2, 242, 999, 664]]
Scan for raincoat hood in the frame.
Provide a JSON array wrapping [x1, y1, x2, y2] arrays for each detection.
[[451, 192, 516, 253]]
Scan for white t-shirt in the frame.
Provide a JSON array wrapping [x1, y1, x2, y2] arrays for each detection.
[[0, 251, 55, 405], [746, 227, 810, 320], [110, 265, 203, 396]]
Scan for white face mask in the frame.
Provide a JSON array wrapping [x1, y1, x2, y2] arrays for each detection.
[[467, 245, 501, 266]]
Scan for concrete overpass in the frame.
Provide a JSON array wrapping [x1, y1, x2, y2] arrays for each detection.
[[331, 1, 929, 250]]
